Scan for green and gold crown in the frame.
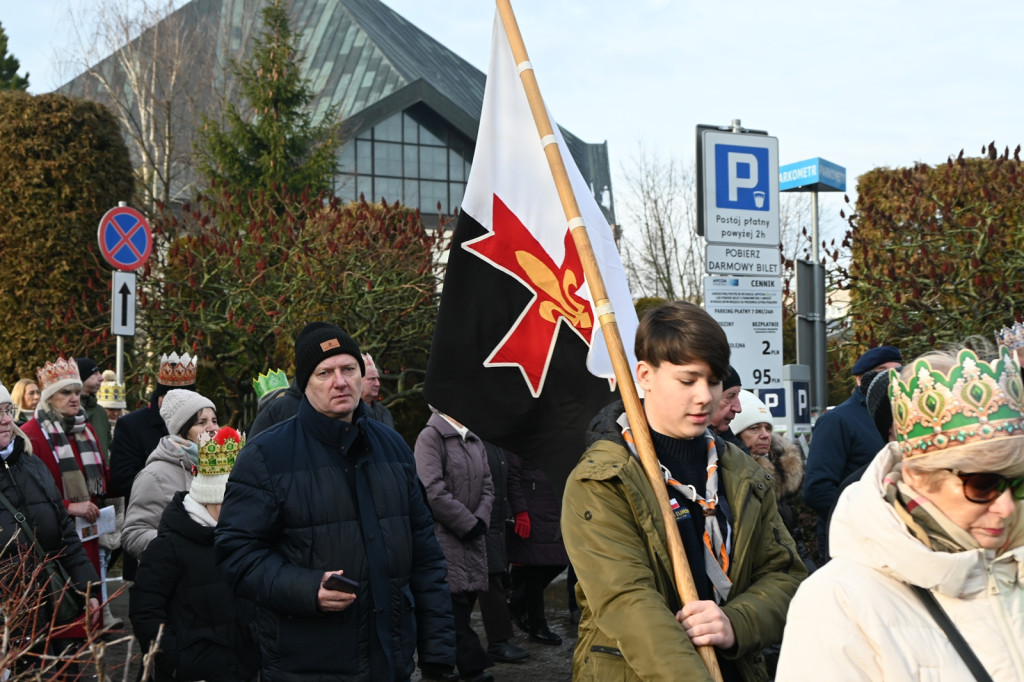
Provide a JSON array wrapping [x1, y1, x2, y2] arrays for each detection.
[[889, 348, 1024, 459], [252, 369, 289, 400], [197, 427, 245, 476]]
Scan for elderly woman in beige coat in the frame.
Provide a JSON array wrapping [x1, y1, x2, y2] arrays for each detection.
[[778, 348, 1024, 680]]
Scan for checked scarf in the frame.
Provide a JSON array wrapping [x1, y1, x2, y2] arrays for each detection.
[[36, 406, 105, 502], [617, 412, 733, 603]]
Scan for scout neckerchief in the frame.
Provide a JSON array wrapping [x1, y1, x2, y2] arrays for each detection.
[[617, 412, 733, 603]]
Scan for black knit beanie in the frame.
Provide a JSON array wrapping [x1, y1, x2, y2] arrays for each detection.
[[294, 323, 364, 391], [722, 365, 742, 391]]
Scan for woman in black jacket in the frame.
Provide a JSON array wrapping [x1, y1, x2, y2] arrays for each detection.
[[129, 427, 256, 681], [0, 384, 100, 672]]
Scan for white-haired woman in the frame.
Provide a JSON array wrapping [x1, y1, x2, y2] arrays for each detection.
[[778, 348, 1024, 680], [21, 357, 109, 637]]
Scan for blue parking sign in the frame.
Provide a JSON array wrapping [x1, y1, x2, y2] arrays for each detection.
[[715, 144, 770, 211]]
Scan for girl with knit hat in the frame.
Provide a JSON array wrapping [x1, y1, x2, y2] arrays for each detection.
[[122, 389, 218, 563], [21, 356, 110, 635], [778, 347, 1024, 679], [130, 427, 257, 681]]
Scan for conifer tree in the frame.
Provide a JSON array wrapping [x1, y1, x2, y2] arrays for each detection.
[[0, 23, 29, 91], [197, 0, 338, 195]]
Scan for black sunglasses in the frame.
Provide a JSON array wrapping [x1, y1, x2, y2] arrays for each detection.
[[948, 470, 1024, 504]]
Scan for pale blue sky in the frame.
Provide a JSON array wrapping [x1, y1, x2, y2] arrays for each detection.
[[5, 0, 1023, 244]]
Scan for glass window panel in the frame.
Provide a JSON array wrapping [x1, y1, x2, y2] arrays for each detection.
[[356, 140, 372, 173], [357, 174, 374, 203], [374, 113, 402, 142], [403, 179, 419, 208], [421, 146, 447, 180], [338, 142, 356, 173], [449, 182, 465, 210], [418, 120, 444, 146], [404, 145, 418, 178], [421, 181, 447, 213], [376, 177, 402, 205], [374, 142, 402, 176], [448, 149, 464, 181], [403, 113, 418, 144]]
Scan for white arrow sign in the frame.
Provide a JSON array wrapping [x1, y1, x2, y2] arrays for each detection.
[[111, 271, 136, 337]]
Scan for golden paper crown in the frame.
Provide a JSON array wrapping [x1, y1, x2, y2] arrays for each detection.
[[996, 321, 1024, 351], [158, 352, 197, 387], [196, 427, 245, 476], [96, 380, 126, 407], [36, 357, 80, 391], [252, 369, 289, 400], [889, 348, 1024, 459]]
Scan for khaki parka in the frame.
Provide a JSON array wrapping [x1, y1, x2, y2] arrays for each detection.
[[562, 420, 807, 682]]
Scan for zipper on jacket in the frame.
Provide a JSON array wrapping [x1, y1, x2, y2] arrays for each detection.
[[986, 560, 1024, 676]]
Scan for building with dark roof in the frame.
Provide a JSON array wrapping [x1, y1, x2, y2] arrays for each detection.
[[60, 0, 615, 227]]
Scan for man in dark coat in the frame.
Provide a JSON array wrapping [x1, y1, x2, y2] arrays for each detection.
[[247, 379, 302, 438], [803, 345, 902, 562], [76, 357, 111, 457], [506, 451, 568, 646], [215, 323, 456, 681], [108, 351, 197, 580], [710, 365, 746, 452], [361, 353, 395, 428], [478, 443, 529, 664]]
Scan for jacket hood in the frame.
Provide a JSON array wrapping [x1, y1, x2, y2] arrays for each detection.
[[146, 434, 194, 468], [751, 434, 804, 498], [830, 443, 1024, 598], [586, 400, 627, 448]]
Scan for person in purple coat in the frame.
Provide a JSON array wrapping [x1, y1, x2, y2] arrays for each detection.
[[415, 409, 496, 682]]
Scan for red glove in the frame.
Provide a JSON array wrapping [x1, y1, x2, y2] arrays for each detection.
[[513, 511, 531, 539]]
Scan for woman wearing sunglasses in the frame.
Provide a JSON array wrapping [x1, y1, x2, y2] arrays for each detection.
[[778, 347, 1024, 680]]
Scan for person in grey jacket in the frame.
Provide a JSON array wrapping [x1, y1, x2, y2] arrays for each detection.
[[415, 409, 496, 682], [122, 389, 218, 562]]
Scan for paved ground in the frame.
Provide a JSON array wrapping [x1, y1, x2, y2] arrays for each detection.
[[94, 570, 576, 681]]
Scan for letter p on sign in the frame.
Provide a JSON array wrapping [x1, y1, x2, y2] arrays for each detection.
[[728, 152, 759, 201]]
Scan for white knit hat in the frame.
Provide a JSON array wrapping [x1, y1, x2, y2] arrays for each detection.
[[0, 382, 11, 405], [730, 390, 773, 436], [159, 389, 215, 437]]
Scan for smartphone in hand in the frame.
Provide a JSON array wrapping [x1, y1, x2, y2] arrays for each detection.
[[324, 574, 359, 593]]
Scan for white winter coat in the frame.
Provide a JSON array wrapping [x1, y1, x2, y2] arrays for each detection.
[[777, 443, 1024, 681]]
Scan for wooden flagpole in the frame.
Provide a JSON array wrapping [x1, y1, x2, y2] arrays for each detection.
[[494, 2, 724, 680]]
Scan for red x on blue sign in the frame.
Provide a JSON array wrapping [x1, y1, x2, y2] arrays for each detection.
[[98, 206, 153, 271]]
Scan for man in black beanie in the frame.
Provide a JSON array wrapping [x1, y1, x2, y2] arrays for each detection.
[[248, 322, 339, 437], [710, 365, 746, 451], [217, 323, 456, 681]]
